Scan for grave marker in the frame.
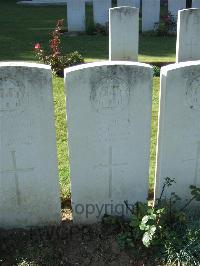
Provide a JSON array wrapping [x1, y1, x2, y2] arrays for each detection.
[[109, 7, 139, 61], [142, 0, 160, 32], [192, 0, 200, 8], [65, 61, 152, 223], [93, 0, 112, 25], [0, 62, 61, 229], [168, 0, 186, 17], [155, 61, 200, 204], [117, 0, 140, 9], [67, 0, 85, 31], [176, 8, 200, 62]]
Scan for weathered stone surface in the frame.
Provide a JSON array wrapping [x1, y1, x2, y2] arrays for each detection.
[[93, 0, 112, 25], [0, 62, 61, 229], [117, 0, 140, 9], [176, 8, 200, 62], [109, 7, 139, 61], [65, 61, 152, 223], [192, 0, 200, 8], [168, 0, 186, 17], [135, 0, 140, 9], [67, 0, 85, 32], [155, 61, 200, 204], [142, 0, 160, 32]]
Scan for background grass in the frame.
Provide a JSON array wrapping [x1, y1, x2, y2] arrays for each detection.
[[0, 0, 176, 63], [0, 0, 176, 200]]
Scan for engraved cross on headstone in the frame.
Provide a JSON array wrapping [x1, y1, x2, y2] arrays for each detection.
[[95, 146, 127, 198], [0, 151, 34, 205]]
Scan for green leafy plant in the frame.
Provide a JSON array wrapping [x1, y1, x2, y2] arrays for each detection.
[[114, 178, 200, 265], [139, 207, 164, 248], [34, 19, 84, 76]]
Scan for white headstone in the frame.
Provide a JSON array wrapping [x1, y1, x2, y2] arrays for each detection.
[[65, 61, 152, 224], [136, 0, 140, 9], [155, 61, 200, 204], [168, 0, 186, 17], [67, 0, 85, 31], [192, 0, 200, 8], [117, 0, 140, 9], [93, 0, 112, 25], [109, 7, 139, 61], [176, 9, 200, 62], [142, 0, 160, 32], [0, 62, 61, 229]]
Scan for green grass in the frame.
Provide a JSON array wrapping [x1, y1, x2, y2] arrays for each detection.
[[0, 0, 176, 63], [53, 77, 70, 199], [0, 0, 173, 199], [139, 35, 176, 63], [150, 77, 160, 195]]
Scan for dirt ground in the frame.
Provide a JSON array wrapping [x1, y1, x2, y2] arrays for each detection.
[[0, 207, 147, 266]]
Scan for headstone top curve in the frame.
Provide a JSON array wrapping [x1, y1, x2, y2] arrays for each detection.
[[161, 60, 200, 76], [179, 8, 200, 13], [0, 62, 51, 70], [64, 61, 152, 75], [110, 6, 139, 11]]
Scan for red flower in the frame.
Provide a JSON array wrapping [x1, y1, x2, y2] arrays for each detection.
[[34, 43, 41, 50], [50, 38, 59, 48]]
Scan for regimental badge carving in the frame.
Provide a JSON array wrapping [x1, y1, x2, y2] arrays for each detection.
[[90, 77, 130, 112], [186, 75, 200, 111], [0, 79, 28, 113]]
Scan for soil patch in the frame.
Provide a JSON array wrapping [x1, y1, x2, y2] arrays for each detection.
[[0, 208, 144, 266]]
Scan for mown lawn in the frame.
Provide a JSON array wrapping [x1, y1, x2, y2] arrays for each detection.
[[0, 0, 175, 199]]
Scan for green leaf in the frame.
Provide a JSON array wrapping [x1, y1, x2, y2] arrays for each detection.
[[156, 208, 165, 214], [139, 223, 147, 231], [142, 232, 153, 247], [130, 216, 140, 227], [149, 225, 157, 235], [141, 215, 149, 224]]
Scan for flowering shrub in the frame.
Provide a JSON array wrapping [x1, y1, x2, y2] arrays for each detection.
[[154, 12, 177, 36], [34, 19, 84, 76]]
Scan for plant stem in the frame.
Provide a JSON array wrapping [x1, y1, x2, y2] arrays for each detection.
[[180, 196, 195, 212], [159, 183, 166, 202], [124, 200, 134, 214]]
